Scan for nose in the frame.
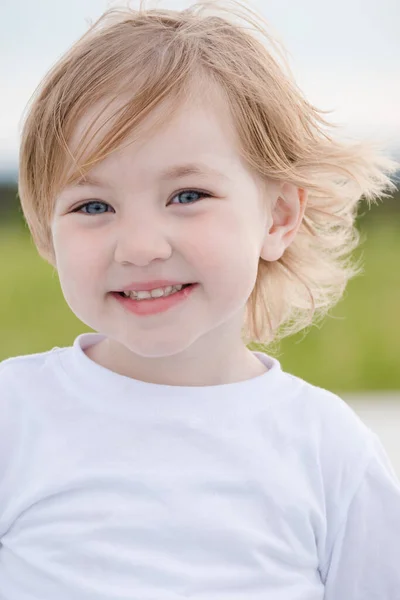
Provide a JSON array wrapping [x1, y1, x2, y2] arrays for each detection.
[[113, 215, 173, 267]]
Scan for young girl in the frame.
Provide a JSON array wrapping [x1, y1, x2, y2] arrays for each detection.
[[1, 1, 399, 598]]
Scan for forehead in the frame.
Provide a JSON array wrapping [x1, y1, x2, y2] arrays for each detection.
[[64, 84, 243, 184]]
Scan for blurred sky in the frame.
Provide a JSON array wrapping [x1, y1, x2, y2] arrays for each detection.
[[1, 0, 399, 177]]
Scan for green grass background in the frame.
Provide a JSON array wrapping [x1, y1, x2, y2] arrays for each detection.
[[1, 214, 399, 393]]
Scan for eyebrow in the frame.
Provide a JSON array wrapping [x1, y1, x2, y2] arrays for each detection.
[[73, 163, 231, 188]]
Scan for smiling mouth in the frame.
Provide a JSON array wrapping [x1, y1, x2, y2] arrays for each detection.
[[111, 282, 198, 316], [116, 283, 194, 299]]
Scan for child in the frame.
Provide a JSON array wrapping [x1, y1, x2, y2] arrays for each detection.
[[1, 0, 399, 597]]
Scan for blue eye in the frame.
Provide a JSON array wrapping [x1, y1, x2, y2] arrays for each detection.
[[73, 201, 111, 215], [170, 190, 211, 204], [72, 189, 212, 214]]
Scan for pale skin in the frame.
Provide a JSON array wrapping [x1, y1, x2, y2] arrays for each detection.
[[51, 86, 307, 387]]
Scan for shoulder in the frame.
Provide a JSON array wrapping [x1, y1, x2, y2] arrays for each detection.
[[0, 352, 53, 486], [0, 346, 65, 405], [0, 346, 58, 375], [275, 373, 385, 546], [257, 354, 375, 463], [277, 370, 373, 449], [295, 375, 379, 498], [0, 345, 61, 369], [0, 346, 70, 474], [304, 379, 373, 451], [272, 370, 376, 495]]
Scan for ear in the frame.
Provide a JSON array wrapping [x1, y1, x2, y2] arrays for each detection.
[[260, 183, 307, 262]]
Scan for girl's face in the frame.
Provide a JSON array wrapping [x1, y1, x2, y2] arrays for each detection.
[[51, 89, 295, 382]]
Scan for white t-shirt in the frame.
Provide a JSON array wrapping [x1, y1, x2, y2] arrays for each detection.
[[1, 333, 400, 600]]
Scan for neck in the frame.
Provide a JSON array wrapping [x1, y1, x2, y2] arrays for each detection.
[[85, 337, 267, 387]]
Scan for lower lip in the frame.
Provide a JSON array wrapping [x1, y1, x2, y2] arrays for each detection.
[[111, 284, 198, 316]]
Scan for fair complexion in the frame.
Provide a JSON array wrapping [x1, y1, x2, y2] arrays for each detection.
[[51, 88, 306, 386]]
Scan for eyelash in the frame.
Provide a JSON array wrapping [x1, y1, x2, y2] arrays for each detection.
[[71, 189, 213, 215]]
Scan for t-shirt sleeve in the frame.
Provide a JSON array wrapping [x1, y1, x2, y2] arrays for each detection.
[[0, 360, 27, 539], [321, 432, 400, 599]]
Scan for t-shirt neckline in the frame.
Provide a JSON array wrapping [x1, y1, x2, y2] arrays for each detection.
[[56, 332, 289, 411]]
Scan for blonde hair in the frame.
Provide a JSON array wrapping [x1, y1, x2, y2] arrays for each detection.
[[18, 0, 398, 346]]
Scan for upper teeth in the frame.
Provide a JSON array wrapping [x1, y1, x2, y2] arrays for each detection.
[[122, 284, 184, 299]]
